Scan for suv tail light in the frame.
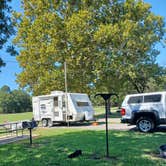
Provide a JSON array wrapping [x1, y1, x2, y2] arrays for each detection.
[[121, 108, 126, 116]]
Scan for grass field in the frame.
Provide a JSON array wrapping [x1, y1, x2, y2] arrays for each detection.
[[0, 107, 121, 124], [0, 112, 33, 124], [95, 106, 121, 119], [0, 128, 166, 166], [0, 108, 166, 165]]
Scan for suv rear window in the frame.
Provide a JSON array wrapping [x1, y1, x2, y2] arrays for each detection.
[[144, 94, 161, 103], [128, 96, 143, 104]]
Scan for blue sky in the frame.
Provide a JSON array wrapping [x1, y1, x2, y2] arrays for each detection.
[[0, 0, 166, 90]]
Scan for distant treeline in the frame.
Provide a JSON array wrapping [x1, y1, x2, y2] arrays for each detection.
[[0, 85, 32, 113]]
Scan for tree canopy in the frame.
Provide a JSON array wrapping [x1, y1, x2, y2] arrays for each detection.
[[0, 0, 15, 71], [14, 0, 166, 95], [0, 85, 32, 113]]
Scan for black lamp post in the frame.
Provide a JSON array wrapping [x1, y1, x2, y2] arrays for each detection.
[[95, 93, 118, 158]]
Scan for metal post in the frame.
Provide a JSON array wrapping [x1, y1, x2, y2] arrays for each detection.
[[95, 93, 118, 158], [16, 123, 18, 137], [29, 128, 32, 145], [10, 123, 12, 136], [105, 99, 109, 158], [6, 127, 7, 137], [22, 128, 23, 137], [64, 61, 68, 97], [64, 61, 69, 126]]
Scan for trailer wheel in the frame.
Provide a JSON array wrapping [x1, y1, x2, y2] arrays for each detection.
[[42, 119, 48, 127], [48, 119, 53, 127]]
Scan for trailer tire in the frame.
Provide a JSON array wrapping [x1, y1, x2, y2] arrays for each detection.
[[42, 119, 48, 127], [48, 119, 53, 127]]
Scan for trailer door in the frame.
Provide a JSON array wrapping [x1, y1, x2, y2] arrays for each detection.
[[54, 96, 63, 121]]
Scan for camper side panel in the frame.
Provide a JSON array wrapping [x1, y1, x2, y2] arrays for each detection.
[[39, 98, 54, 120], [69, 94, 94, 121]]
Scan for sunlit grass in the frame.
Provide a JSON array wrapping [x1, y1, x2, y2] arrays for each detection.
[[94, 106, 121, 119], [0, 112, 33, 124], [0, 106, 120, 124], [0, 128, 165, 166]]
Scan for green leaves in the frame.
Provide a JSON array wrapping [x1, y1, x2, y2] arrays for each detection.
[[14, 0, 165, 95], [0, 0, 16, 70], [0, 86, 32, 113]]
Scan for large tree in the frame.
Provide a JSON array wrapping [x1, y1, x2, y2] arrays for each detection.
[[14, 0, 165, 95], [0, 0, 15, 71]]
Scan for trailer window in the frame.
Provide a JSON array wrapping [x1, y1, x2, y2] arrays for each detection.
[[62, 96, 66, 107], [128, 96, 143, 104], [144, 94, 161, 103], [40, 104, 46, 110], [54, 97, 58, 107], [77, 101, 89, 107]]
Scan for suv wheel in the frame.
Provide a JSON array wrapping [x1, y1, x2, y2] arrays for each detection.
[[136, 117, 155, 132], [42, 119, 48, 127]]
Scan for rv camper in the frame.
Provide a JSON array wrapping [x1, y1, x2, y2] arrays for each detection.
[[32, 91, 94, 127]]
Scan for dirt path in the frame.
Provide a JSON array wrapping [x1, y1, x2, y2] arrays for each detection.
[[42, 118, 166, 132]]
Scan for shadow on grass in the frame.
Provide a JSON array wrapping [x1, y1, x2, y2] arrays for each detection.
[[0, 129, 166, 166], [49, 121, 107, 127]]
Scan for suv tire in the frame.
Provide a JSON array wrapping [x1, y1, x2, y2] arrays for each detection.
[[136, 117, 155, 132]]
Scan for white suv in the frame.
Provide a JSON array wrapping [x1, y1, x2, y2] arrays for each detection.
[[121, 91, 166, 132]]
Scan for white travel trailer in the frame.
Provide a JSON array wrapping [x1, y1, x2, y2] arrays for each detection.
[[32, 91, 95, 127]]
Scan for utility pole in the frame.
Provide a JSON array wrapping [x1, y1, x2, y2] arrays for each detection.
[[64, 61, 68, 95], [64, 61, 69, 126]]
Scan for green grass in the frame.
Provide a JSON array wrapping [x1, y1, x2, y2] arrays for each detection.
[[0, 112, 33, 124], [0, 128, 166, 166], [0, 106, 119, 124], [95, 106, 121, 119], [0, 110, 165, 165]]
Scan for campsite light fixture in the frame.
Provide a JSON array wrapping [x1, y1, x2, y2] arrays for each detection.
[[95, 93, 118, 158]]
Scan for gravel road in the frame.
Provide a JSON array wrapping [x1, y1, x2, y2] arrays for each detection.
[[46, 118, 136, 131], [45, 118, 166, 132]]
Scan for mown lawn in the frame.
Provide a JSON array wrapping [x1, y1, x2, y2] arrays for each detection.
[[0, 112, 33, 124], [0, 106, 120, 124], [95, 106, 121, 119], [0, 109, 165, 165], [0, 128, 165, 166]]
